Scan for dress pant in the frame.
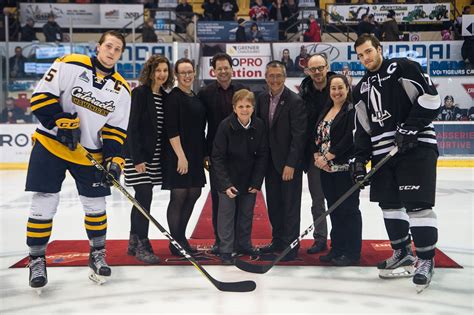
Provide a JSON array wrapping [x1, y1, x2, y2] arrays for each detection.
[[320, 170, 362, 260], [217, 192, 257, 254], [307, 161, 327, 240], [264, 160, 302, 253]]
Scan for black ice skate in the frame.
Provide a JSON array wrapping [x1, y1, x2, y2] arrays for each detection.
[[413, 258, 434, 293], [28, 255, 47, 294], [88, 248, 111, 285], [377, 245, 416, 279]]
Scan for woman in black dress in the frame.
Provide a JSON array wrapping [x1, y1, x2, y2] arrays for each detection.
[[163, 58, 206, 256], [313, 74, 362, 266], [124, 55, 174, 264]]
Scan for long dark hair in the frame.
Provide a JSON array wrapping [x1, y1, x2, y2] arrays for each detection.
[[138, 55, 174, 88]]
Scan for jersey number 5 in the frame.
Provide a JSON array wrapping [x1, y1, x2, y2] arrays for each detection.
[[45, 68, 57, 82]]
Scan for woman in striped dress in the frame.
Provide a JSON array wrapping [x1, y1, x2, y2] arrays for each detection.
[[123, 55, 174, 263]]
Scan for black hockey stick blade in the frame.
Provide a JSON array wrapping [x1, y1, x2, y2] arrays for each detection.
[[235, 147, 399, 274], [214, 279, 257, 292], [78, 145, 256, 292]]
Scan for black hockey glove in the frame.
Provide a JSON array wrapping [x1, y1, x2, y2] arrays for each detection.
[[349, 160, 369, 189], [54, 112, 81, 151], [395, 124, 418, 154], [101, 157, 124, 187]]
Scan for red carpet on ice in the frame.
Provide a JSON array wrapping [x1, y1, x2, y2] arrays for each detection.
[[11, 192, 461, 269]]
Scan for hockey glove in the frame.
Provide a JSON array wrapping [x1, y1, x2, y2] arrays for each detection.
[[55, 112, 81, 151], [395, 124, 418, 154], [349, 160, 369, 189], [101, 157, 124, 187]]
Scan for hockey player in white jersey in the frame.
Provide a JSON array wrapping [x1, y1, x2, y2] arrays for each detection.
[[25, 30, 131, 292], [351, 34, 440, 293]]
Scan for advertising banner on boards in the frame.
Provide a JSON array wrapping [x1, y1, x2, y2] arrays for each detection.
[[19, 3, 143, 28], [326, 3, 450, 24]]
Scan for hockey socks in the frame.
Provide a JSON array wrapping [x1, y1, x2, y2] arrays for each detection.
[[84, 212, 107, 249], [26, 218, 52, 257]]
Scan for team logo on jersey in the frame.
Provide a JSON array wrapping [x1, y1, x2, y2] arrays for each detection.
[[79, 71, 89, 83], [360, 82, 370, 94], [71, 86, 115, 116], [369, 86, 391, 126]]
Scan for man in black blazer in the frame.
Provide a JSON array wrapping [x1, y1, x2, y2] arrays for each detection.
[[198, 53, 248, 254], [256, 61, 307, 260]]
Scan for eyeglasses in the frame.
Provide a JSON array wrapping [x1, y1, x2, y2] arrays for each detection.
[[307, 65, 327, 73], [177, 71, 195, 77]]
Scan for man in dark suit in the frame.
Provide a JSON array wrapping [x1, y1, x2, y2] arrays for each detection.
[[198, 53, 248, 254], [256, 61, 307, 260]]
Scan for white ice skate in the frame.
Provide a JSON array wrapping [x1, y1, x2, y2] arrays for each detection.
[[88, 248, 111, 285], [377, 246, 416, 279], [28, 256, 48, 295], [413, 258, 434, 293]]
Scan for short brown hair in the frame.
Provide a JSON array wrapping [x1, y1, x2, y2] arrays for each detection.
[[232, 89, 255, 107], [98, 30, 126, 52], [354, 33, 381, 51], [139, 55, 174, 88]]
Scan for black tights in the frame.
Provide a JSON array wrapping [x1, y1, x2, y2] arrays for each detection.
[[166, 188, 201, 245], [130, 184, 154, 240]]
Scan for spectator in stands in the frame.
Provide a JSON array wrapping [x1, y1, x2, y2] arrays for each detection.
[[220, 0, 239, 21], [142, 18, 158, 43], [436, 95, 464, 121], [357, 14, 373, 37], [249, 0, 270, 22], [281, 48, 294, 73], [236, 18, 248, 42], [249, 23, 264, 42], [269, 0, 290, 40], [341, 64, 353, 87], [468, 106, 474, 121], [454, 6, 470, 40], [43, 14, 63, 42], [294, 45, 309, 74], [286, 0, 299, 33], [175, 0, 194, 34], [2, 7, 20, 41], [0, 97, 25, 124], [202, 0, 221, 21], [368, 14, 382, 40], [21, 18, 38, 42], [9, 46, 27, 79], [303, 14, 321, 42], [381, 9, 401, 41]]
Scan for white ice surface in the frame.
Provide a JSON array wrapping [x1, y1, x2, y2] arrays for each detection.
[[0, 168, 473, 315]]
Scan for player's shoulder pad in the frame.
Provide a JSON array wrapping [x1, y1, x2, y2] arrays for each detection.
[[111, 72, 131, 95], [56, 54, 93, 68]]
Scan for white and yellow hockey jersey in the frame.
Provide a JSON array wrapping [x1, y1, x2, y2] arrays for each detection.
[[30, 54, 131, 165]]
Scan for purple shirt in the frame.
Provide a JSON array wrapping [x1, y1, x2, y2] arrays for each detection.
[[269, 88, 284, 124]]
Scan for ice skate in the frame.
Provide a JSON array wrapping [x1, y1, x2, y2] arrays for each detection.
[[28, 255, 47, 295], [413, 258, 434, 293], [377, 246, 416, 279], [88, 248, 111, 285]]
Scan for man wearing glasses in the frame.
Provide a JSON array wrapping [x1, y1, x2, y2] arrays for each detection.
[[299, 54, 336, 255], [256, 61, 307, 261], [198, 53, 248, 255]]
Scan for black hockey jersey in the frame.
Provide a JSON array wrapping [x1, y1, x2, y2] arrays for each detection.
[[352, 58, 440, 161], [435, 105, 464, 121]]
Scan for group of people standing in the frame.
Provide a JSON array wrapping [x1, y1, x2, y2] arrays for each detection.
[[24, 31, 440, 293]]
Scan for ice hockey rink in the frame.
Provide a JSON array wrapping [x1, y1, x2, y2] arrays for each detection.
[[0, 166, 473, 315]]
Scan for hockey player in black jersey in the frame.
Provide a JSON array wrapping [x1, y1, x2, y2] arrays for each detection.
[[351, 34, 440, 293], [25, 30, 131, 293]]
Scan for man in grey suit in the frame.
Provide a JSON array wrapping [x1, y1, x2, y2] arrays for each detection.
[[256, 61, 307, 260]]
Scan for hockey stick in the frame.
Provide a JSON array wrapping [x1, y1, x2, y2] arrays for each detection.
[[235, 146, 399, 274], [77, 144, 256, 292]]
